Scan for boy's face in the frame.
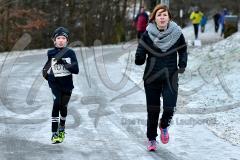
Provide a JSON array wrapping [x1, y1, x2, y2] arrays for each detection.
[[54, 36, 68, 48]]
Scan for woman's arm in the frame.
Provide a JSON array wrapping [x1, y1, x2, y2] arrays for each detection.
[[177, 34, 188, 70], [135, 39, 147, 65]]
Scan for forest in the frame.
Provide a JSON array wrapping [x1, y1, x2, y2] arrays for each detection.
[[0, 0, 239, 51]]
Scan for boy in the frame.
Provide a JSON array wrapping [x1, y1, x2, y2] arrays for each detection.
[[42, 27, 79, 143]]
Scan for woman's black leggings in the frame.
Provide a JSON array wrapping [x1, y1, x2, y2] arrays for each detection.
[[51, 87, 72, 132], [144, 75, 178, 140]]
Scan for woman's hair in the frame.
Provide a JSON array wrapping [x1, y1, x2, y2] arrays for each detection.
[[149, 4, 172, 22]]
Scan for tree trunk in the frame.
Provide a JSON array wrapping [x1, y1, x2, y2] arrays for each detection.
[[4, 5, 10, 50]]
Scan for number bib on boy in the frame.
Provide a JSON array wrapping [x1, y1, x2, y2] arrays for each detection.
[[51, 58, 71, 77]]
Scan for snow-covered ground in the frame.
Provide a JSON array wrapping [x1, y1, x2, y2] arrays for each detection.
[[0, 20, 240, 160]]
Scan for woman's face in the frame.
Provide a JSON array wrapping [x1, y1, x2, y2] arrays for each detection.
[[54, 36, 68, 48], [155, 9, 170, 29]]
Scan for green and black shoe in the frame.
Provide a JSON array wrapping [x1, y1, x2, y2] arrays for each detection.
[[51, 132, 61, 144], [58, 130, 65, 142], [58, 125, 65, 143]]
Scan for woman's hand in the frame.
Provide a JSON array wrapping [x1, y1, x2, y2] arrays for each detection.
[[178, 68, 185, 74]]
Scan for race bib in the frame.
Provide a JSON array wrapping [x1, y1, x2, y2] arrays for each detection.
[[51, 58, 71, 77]]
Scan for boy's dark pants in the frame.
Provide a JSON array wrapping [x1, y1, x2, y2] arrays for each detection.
[[51, 86, 72, 132]]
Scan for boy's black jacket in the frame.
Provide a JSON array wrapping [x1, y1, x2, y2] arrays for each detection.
[[42, 47, 79, 91]]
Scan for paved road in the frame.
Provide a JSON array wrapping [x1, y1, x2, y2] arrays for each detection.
[[0, 40, 239, 160], [0, 44, 185, 160]]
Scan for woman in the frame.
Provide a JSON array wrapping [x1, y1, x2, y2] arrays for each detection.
[[135, 4, 187, 151]]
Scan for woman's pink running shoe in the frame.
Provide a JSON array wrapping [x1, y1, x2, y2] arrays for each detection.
[[147, 140, 157, 151], [160, 128, 169, 144]]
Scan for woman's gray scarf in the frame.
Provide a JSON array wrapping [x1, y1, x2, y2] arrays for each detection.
[[146, 21, 182, 52]]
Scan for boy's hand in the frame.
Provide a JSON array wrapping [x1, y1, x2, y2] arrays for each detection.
[[56, 59, 68, 65]]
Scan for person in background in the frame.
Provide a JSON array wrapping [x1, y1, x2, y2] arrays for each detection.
[[189, 6, 203, 39], [200, 15, 207, 33], [213, 11, 221, 33], [134, 6, 149, 40], [220, 8, 229, 37]]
